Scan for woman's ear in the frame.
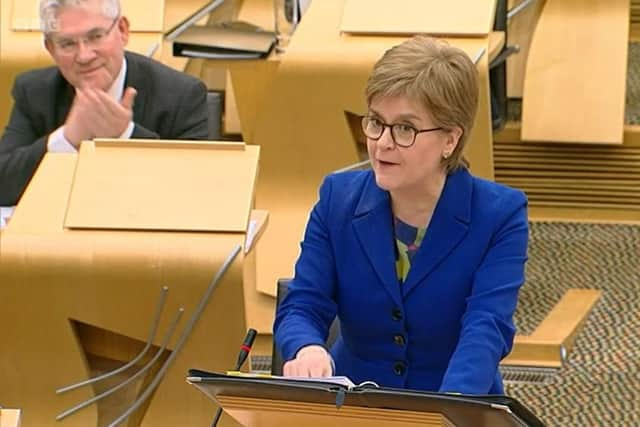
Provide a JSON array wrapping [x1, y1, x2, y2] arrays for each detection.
[[446, 126, 463, 154]]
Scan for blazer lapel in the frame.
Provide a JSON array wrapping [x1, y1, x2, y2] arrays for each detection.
[[352, 177, 402, 306], [54, 76, 75, 127], [123, 52, 147, 121], [402, 169, 473, 297]]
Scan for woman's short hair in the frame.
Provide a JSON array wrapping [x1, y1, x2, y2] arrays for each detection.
[[40, 0, 120, 33], [365, 35, 479, 172]]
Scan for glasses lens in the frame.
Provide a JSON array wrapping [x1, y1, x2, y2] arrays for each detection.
[[363, 117, 383, 139], [55, 39, 77, 54], [391, 124, 416, 147]]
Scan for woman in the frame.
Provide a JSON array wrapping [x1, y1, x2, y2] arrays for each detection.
[[273, 35, 528, 394]]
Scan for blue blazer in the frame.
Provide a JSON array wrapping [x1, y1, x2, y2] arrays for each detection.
[[274, 168, 528, 394]]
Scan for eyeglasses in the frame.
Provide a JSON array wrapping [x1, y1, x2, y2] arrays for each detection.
[[361, 116, 442, 148], [48, 17, 119, 55]]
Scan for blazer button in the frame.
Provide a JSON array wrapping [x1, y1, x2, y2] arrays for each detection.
[[391, 308, 402, 321], [393, 334, 406, 346], [393, 361, 406, 376]]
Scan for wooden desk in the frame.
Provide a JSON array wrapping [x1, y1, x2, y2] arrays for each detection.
[[202, 0, 497, 305], [0, 147, 261, 426]]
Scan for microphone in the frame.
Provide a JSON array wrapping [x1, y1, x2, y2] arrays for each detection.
[[234, 328, 257, 371], [211, 328, 258, 427]]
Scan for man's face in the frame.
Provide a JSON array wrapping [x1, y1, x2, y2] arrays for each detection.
[[45, 2, 129, 91]]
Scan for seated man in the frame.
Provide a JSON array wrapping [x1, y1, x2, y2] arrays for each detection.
[[0, 0, 209, 206]]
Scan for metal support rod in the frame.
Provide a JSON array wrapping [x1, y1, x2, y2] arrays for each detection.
[[165, 0, 225, 41], [105, 244, 242, 427], [507, 0, 537, 20], [473, 47, 486, 65], [56, 286, 169, 394], [56, 308, 184, 421]]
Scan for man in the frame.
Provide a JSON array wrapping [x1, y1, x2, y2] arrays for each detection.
[[0, 0, 209, 206]]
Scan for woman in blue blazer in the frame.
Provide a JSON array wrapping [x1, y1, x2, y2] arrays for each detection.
[[274, 35, 528, 394]]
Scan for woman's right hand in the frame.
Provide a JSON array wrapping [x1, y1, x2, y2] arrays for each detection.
[[283, 345, 333, 378]]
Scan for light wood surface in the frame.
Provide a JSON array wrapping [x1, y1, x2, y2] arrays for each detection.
[[0, 151, 259, 427], [340, 0, 496, 37], [208, 0, 497, 299], [506, 0, 546, 98], [65, 140, 258, 232], [218, 396, 455, 427], [521, 0, 630, 144], [502, 289, 601, 367], [0, 409, 21, 427]]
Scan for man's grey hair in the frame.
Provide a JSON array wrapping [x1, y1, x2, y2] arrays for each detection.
[[40, 0, 120, 33]]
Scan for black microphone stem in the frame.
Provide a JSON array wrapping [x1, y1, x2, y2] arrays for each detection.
[[211, 328, 258, 427]]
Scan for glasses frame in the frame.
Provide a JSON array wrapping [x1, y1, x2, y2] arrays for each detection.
[[48, 17, 120, 55], [361, 115, 443, 148]]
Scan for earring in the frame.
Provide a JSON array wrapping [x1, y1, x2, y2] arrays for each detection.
[[442, 152, 451, 159]]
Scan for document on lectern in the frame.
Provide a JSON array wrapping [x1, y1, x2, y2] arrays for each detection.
[[187, 370, 546, 427]]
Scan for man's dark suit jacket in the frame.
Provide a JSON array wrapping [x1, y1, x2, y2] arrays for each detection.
[[0, 51, 209, 206]]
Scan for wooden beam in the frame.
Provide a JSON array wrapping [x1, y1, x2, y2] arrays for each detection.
[[502, 289, 601, 367]]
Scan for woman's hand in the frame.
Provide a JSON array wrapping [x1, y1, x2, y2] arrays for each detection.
[[283, 345, 333, 377]]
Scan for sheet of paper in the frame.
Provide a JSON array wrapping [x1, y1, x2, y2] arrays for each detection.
[[0, 206, 16, 229]]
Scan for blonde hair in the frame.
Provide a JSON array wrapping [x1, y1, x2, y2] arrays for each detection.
[[365, 35, 479, 173], [40, 0, 120, 33]]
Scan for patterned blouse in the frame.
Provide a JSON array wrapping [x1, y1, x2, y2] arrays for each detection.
[[394, 216, 426, 283]]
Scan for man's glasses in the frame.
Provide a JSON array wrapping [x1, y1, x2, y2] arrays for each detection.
[[48, 17, 119, 55], [361, 116, 442, 148]]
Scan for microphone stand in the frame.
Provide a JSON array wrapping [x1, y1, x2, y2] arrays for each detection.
[[211, 328, 257, 427]]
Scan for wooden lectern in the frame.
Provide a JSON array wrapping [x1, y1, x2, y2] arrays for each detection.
[[0, 140, 261, 426], [187, 371, 546, 427]]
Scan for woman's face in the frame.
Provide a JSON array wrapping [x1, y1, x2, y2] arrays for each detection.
[[366, 94, 460, 194]]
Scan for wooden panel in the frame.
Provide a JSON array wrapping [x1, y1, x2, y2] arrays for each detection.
[[521, 0, 629, 144], [340, 0, 496, 37], [502, 338, 563, 368], [219, 397, 455, 427], [0, 155, 248, 427], [506, 0, 545, 98], [493, 121, 640, 217], [632, 0, 640, 23], [65, 140, 258, 232]]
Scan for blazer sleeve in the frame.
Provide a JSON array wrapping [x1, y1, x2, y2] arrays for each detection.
[[0, 79, 48, 206], [132, 79, 209, 140], [273, 176, 339, 361], [439, 189, 529, 393]]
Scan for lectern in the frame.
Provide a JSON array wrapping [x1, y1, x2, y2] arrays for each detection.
[[187, 371, 546, 427], [0, 140, 261, 427]]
